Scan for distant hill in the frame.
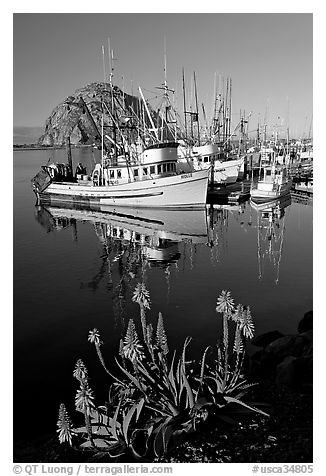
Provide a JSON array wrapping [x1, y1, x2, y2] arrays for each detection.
[[13, 126, 44, 145]]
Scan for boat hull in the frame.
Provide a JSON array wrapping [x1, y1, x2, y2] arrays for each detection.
[[213, 158, 244, 184], [35, 169, 210, 209], [193, 157, 244, 185], [250, 193, 292, 211]]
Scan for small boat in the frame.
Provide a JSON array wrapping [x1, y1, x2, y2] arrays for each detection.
[[250, 163, 292, 203], [31, 141, 210, 209]]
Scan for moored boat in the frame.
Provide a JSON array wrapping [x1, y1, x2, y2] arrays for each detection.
[[178, 143, 244, 185], [250, 163, 292, 203], [32, 141, 210, 209]]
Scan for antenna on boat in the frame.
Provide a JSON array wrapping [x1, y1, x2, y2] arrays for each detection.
[[164, 36, 167, 90], [108, 37, 112, 87], [102, 45, 106, 83]]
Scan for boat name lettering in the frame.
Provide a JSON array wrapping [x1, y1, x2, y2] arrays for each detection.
[[181, 173, 192, 179]]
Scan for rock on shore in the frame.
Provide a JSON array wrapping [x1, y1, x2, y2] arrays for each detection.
[[37, 82, 150, 147], [250, 310, 313, 390]]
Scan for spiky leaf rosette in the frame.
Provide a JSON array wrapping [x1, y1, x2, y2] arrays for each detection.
[[232, 304, 245, 323], [122, 319, 144, 362], [216, 290, 235, 317], [75, 381, 95, 415], [73, 359, 88, 382], [88, 328, 103, 346], [239, 306, 255, 339], [57, 403, 73, 445], [132, 283, 151, 310], [156, 312, 169, 355]]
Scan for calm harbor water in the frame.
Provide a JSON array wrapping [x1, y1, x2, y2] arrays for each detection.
[[13, 148, 313, 442]]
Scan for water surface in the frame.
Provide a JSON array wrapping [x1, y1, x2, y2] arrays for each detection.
[[13, 149, 313, 441]]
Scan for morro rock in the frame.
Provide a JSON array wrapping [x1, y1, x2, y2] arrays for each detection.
[[37, 82, 145, 147]]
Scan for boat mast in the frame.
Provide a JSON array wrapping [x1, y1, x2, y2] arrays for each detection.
[[182, 68, 187, 142], [228, 77, 232, 141], [101, 45, 106, 173], [194, 71, 200, 146]]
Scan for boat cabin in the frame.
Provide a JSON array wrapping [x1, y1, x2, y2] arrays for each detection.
[[91, 141, 179, 186]]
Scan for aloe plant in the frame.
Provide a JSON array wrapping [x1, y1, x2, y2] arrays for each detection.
[[57, 403, 73, 446], [73, 360, 96, 448], [57, 286, 268, 460], [132, 282, 151, 345]]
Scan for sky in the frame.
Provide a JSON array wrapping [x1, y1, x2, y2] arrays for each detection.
[[13, 12, 313, 139]]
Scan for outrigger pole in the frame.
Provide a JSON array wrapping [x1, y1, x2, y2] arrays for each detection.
[[138, 86, 159, 142]]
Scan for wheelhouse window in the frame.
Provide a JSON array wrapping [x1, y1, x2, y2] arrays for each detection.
[[134, 168, 139, 177], [117, 169, 122, 179], [143, 167, 148, 175], [110, 170, 115, 179], [150, 165, 155, 175], [158, 165, 162, 174]]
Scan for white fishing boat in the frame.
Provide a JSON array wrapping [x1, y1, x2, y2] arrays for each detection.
[[32, 141, 210, 209], [250, 163, 292, 203], [178, 143, 244, 185]]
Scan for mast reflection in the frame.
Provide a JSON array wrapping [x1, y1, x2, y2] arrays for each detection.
[[250, 194, 291, 284]]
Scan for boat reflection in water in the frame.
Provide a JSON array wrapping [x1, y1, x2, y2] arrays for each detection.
[[35, 203, 209, 321], [250, 193, 292, 284], [35, 202, 208, 271], [35, 203, 208, 249]]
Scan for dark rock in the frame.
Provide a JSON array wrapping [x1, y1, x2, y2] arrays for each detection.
[[295, 357, 313, 386], [37, 82, 158, 147], [276, 356, 297, 387], [252, 330, 284, 348], [265, 335, 308, 360], [300, 330, 313, 358], [249, 350, 278, 379], [298, 310, 313, 334], [275, 355, 313, 389]]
